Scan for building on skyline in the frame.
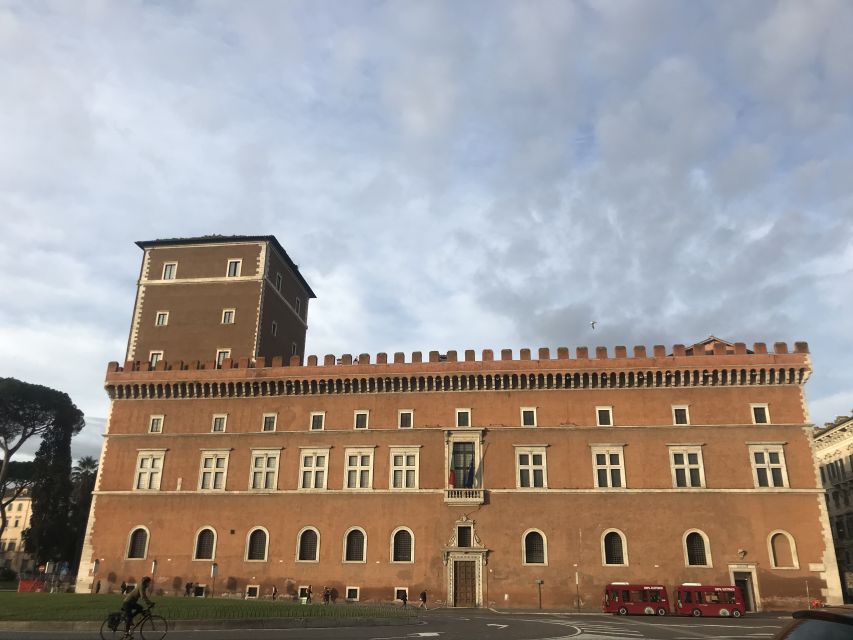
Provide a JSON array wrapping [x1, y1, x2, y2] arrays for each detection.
[[814, 414, 853, 603], [1, 491, 35, 576], [75, 235, 843, 609]]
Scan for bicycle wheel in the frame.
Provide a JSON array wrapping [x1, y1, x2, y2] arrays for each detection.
[[140, 614, 168, 640], [99, 617, 121, 640]]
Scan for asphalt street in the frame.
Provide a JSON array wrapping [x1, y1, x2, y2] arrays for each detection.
[[0, 610, 791, 640]]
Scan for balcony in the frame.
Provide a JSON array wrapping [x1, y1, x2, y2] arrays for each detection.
[[444, 488, 485, 505]]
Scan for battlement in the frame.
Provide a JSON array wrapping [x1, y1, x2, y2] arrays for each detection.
[[107, 341, 810, 376]]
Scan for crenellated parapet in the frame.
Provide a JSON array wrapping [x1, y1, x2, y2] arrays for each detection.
[[104, 341, 812, 401]]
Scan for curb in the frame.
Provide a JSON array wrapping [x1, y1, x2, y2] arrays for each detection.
[[0, 616, 420, 632]]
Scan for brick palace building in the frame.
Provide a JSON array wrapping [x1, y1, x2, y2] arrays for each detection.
[[75, 235, 842, 609]]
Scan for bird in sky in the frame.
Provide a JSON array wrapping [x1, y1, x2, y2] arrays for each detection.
[[590, 321, 597, 330]]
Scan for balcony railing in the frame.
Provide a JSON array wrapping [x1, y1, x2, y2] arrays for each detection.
[[444, 488, 484, 505]]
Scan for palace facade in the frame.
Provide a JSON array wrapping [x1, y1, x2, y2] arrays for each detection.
[[76, 235, 843, 610]]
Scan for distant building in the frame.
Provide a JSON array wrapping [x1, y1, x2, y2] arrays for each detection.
[[1, 491, 34, 576], [814, 414, 853, 602], [76, 235, 842, 609]]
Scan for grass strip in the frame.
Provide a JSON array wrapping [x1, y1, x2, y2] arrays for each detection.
[[0, 593, 418, 622]]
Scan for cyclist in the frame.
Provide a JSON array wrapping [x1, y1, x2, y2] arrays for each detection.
[[121, 576, 154, 637]]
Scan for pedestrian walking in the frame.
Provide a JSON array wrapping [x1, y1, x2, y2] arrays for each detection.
[[419, 590, 427, 609], [185, 581, 193, 597], [272, 585, 278, 601], [94, 580, 101, 594], [119, 581, 127, 595], [323, 586, 331, 604], [306, 585, 313, 603], [401, 591, 408, 608]]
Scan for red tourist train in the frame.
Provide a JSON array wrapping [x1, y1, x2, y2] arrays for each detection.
[[604, 583, 746, 617]]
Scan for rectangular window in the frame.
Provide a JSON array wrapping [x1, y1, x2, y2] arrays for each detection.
[[592, 447, 624, 488], [300, 449, 329, 489], [291, 343, 298, 356], [149, 351, 163, 367], [271, 321, 278, 336], [226, 259, 242, 277], [345, 448, 374, 489], [749, 444, 788, 488], [222, 309, 235, 324], [310, 412, 325, 431], [398, 410, 413, 429], [395, 588, 408, 602], [390, 448, 419, 489], [198, 451, 228, 490], [245, 585, 259, 599], [134, 451, 164, 490], [457, 525, 472, 548], [751, 404, 770, 424], [262, 413, 277, 432], [162, 262, 177, 280], [216, 349, 231, 367], [596, 406, 613, 426], [669, 446, 705, 487], [295, 297, 302, 315], [516, 447, 547, 488], [155, 311, 169, 326], [211, 414, 227, 432], [450, 442, 476, 488], [148, 415, 164, 433], [275, 273, 282, 291], [354, 411, 369, 430], [250, 450, 279, 490], [521, 407, 537, 427], [456, 409, 471, 428], [672, 405, 690, 425], [346, 587, 359, 601]]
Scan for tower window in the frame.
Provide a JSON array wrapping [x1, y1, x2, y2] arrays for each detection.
[[226, 259, 242, 277]]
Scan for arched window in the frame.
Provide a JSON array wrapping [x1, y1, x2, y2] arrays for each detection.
[[602, 530, 626, 565], [769, 530, 798, 569], [298, 528, 319, 561], [194, 528, 215, 560], [523, 530, 546, 564], [685, 531, 710, 566], [127, 527, 148, 559], [344, 528, 366, 562], [392, 528, 413, 562], [246, 528, 268, 561]]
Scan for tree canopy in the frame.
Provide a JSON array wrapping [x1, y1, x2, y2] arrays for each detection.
[[0, 377, 84, 542]]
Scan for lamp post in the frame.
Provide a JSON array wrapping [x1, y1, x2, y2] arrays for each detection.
[[535, 579, 544, 609], [211, 562, 218, 598]]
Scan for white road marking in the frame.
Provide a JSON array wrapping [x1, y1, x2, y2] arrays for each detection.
[[487, 623, 509, 629]]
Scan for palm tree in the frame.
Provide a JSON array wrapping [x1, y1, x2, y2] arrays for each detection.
[[72, 456, 98, 485]]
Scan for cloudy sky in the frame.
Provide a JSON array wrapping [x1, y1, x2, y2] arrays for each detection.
[[1, 0, 851, 462]]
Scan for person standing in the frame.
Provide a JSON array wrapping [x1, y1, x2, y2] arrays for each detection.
[[419, 590, 427, 609]]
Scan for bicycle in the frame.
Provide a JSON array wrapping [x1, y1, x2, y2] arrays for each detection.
[[100, 604, 168, 640]]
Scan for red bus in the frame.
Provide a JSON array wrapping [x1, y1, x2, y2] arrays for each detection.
[[675, 584, 745, 617], [603, 583, 669, 616]]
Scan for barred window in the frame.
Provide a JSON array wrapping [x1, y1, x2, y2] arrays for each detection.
[[392, 529, 413, 562], [247, 529, 267, 561], [603, 531, 625, 565], [686, 532, 708, 566], [345, 529, 365, 562], [299, 529, 319, 561], [195, 529, 215, 560], [524, 530, 545, 564], [127, 528, 148, 559]]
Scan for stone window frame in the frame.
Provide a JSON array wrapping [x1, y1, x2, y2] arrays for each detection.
[[154, 311, 169, 327], [601, 528, 628, 566], [299, 448, 330, 490], [221, 309, 235, 324], [455, 408, 471, 428], [353, 410, 369, 430], [126, 526, 150, 559], [148, 415, 164, 434], [398, 409, 414, 429], [226, 258, 242, 278], [249, 448, 281, 491], [215, 348, 231, 367], [310, 411, 326, 431], [394, 587, 409, 603], [134, 450, 165, 491], [751, 403, 771, 424], [668, 445, 706, 488], [296, 526, 321, 563], [261, 413, 277, 432], [161, 262, 177, 280], [683, 528, 713, 568], [767, 529, 799, 569], [211, 414, 228, 433], [148, 351, 163, 367], [515, 446, 548, 489], [198, 449, 230, 491], [522, 528, 547, 566], [346, 586, 360, 601], [192, 526, 217, 561], [342, 526, 368, 563], [748, 443, 789, 488], [344, 447, 374, 490], [245, 526, 269, 562], [596, 406, 613, 427], [390, 527, 415, 563], [591, 445, 626, 488], [520, 407, 537, 427], [245, 585, 260, 599], [389, 447, 420, 490], [672, 405, 690, 425]]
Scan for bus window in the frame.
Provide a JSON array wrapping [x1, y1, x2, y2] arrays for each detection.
[[682, 591, 692, 604], [649, 591, 660, 602], [622, 590, 630, 602], [708, 592, 721, 604], [611, 590, 620, 601], [695, 591, 705, 604]]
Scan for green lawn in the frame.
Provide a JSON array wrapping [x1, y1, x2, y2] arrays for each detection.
[[0, 593, 418, 621]]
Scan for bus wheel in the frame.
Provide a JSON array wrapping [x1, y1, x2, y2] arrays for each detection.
[[692, 608, 702, 617], [656, 608, 667, 616], [618, 607, 628, 616], [732, 610, 742, 618]]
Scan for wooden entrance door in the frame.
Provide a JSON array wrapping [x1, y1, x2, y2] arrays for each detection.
[[453, 560, 476, 607]]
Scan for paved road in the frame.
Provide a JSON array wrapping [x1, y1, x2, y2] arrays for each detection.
[[0, 609, 790, 640]]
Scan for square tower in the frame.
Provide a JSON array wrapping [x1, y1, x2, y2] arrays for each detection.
[[125, 235, 315, 366]]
